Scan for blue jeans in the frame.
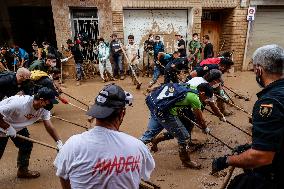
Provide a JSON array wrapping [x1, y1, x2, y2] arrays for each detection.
[[140, 114, 164, 143], [113, 54, 123, 76], [140, 114, 190, 146], [75, 63, 83, 80]]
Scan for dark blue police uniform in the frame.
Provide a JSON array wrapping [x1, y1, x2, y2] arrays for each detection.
[[228, 79, 284, 189]]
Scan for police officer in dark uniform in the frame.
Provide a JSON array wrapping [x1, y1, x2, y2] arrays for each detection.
[[211, 44, 284, 189]]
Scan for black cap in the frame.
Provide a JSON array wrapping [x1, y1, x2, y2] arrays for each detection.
[[207, 69, 223, 83], [32, 41, 38, 46], [36, 87, 59, 104], [87, 84, 126, 119], [66, 39, 73, 44]]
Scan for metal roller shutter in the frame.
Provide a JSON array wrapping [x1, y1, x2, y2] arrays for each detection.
[[247, 7, 284, 61]]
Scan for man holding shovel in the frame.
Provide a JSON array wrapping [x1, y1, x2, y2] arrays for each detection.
[[0, 87, 63, 178]]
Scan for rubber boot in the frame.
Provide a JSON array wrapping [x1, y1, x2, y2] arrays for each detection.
[[17, 167, 40, 179], [150, 133, 167, 152], [178, 145, 201, 169]]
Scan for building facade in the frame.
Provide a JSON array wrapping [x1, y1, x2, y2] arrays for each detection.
[[0, 0, 283, 75]]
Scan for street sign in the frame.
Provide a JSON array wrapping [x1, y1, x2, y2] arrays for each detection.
[[247, 15, 255, 21], [247, 7, 256, 21]]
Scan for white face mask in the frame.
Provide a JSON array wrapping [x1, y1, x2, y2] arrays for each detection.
[[51, 62, 57, 67], [212, 82, 221, 89]]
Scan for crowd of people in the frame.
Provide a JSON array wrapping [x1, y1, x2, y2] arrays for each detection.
[[0, 28, 283, 189], [0, 32, 219, 87]]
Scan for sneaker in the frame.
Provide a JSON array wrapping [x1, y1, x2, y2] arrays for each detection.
[[76, 81, 81, 86]]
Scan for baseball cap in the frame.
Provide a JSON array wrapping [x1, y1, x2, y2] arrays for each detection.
[[66, 39, 73, 44], [32, 41, 38, 46], [207, 69, 223, 83], [36, 87, 59, 104], [87, 84, 128, 119]]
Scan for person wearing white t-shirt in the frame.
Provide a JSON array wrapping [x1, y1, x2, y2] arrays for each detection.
[[54, 84, 155, 189], [187, 69, 226, 121], [0, 87, 63, 179], [125, 35, 140, 75]]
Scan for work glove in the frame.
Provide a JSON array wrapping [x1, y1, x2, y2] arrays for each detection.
[[211, 155, 229, 174], [56, 140, 64, 151], [203, 127, 211, 134], [220, 116, 227, 122], [219, 90, 229, 102], [232, 143, 251, 155], [60, 98, 68, 104], [6, 126, 17, 138], [60, 58, 68, 62]]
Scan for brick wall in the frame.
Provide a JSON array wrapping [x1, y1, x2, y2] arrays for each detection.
[[51, 0, 113, 49], [51, 0, 113, 78], [220, 7, 248, 71], [50, 0, 247, 76]]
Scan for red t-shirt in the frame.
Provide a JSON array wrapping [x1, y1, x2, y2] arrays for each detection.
[[200, 57, 221, 66]]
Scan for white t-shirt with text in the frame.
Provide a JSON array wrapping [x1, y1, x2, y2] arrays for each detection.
[[0, 95, 50, 136], [54, 126, 155, 189]]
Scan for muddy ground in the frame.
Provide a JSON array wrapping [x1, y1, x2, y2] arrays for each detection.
[[0, 71, 259, 189]]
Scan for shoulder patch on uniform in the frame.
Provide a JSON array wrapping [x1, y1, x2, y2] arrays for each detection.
[[259, 104, 273, 117]]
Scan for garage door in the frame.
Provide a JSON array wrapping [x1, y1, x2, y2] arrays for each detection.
[[247, 7, 284, 62], [123, 9, 189, 57]]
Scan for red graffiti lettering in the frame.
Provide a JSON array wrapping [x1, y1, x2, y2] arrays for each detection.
[[92, 155, 141, 176]]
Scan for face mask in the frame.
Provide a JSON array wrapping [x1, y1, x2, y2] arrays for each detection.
[[212, 83, 221, 89], [44, 103, 53, 111], [256, 75, 265, 88], [51, 62, 57, 67]]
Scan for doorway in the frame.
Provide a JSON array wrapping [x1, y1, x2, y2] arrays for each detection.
[[201, 11, 221, 57], [8, 6, 56, 52]]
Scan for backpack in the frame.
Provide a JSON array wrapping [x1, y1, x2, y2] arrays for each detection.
[[30, 70, 49, 81], [146, 83, 198, 119]]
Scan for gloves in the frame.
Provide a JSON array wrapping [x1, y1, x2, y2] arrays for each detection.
[[220, 90, 229, 102], [56, 140, 64, 151], [220, 116, 227, 122], [232, 143, 251, 155], [203, 127, 211, 134], [6, 126, 17, 138], [60, 98, 68, 104], [60, 58, 68, 62], [211, 155, 229, 174]]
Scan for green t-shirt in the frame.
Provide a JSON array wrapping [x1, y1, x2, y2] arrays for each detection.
[[189, 40, 202, 60], [169, 91, 202, 116]]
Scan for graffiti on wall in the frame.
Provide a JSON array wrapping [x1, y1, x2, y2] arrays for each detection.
[[123, 9, 189, 58]]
